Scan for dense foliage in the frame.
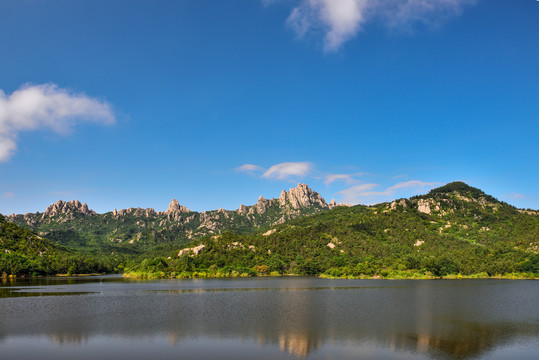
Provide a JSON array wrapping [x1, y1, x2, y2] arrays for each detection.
[[0, 214, 118, 276], [125, 183, 539, 279]]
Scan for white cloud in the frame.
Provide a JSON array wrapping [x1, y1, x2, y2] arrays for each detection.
[[262, 162, 312, 180], [236, 163, 265, 174], [283, 0, 477, 51], [338, 179, 438, 204], [0, 83, 115, 161], [287, 0, 370, 52]]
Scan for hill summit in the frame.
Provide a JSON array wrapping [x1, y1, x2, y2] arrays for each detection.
[[424, 181, 499, 203]]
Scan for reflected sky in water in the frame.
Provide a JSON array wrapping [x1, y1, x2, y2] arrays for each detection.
[[1, 276, 538, 359]]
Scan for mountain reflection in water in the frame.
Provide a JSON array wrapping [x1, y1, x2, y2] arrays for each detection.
[[0, 277, 537, 360]]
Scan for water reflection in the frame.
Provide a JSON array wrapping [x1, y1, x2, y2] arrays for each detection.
[[0, 277, 537, 360], [48, 333, 90, 346]]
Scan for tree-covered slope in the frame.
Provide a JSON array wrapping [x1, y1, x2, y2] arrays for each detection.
[[0, 214, 116, 276], [130, 182, 539, 278], [0, 214, 53, 256]]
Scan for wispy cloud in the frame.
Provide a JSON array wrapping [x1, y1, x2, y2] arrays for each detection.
[[510, 193, 526, 199], [379, 0, 477, 30], [392, 174, 408, 179], [236, 161, 312, 180], [338, 180, 439, 204], [0, 83, 115, 161], [48, 190, 75, 197], [281, 0, 477, 51], [3, 192, 15, 198], [387, 180, 439, 192], [236, 163, 265, 175], [263, 162, 312, 180], [337, 183, 379, 203], [324, 172, 364, 186]]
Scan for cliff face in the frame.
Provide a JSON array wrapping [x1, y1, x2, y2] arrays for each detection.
[[5, 183, 336, 248]]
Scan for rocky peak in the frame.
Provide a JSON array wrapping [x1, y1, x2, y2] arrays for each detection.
[[282, 183, 328, 209], [165, 199, 190, 221], [166, 199, 190, 214], [237, 204, 248, 215], [255, 196, 269, 213], [279, 190, 287, 206], [42, 200, 95, 218]]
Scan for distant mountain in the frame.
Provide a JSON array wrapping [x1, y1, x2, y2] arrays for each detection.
[[5, 184, 340, 254], [151, 182, 539, 278]]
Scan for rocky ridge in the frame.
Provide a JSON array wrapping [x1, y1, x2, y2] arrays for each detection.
[[5, 183, 339, 247], [43, 200, 96, 218]]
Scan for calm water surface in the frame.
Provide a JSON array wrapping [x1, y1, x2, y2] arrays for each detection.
[[0, 276, 537, 359]]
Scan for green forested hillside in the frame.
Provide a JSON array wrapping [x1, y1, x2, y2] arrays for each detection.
[[125, 182, 539, 279], [0, 214, 117, 276]]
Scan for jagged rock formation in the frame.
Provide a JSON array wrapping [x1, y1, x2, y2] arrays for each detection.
[[283, 183, 328, 209], [237, 204, 248, 215], [43, 200, 96, 218], [165, 199, 191, 221], [114, 207, 157, 218], [247, 183, 331, 213]]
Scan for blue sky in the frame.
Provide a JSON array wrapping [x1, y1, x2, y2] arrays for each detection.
[[0, 0, 538, 214]]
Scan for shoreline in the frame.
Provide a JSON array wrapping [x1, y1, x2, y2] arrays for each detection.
[[122, 271, 538, 281], [3, 272, 536, 280]]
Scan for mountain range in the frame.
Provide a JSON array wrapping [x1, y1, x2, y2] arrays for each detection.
[[5, 183, 339, 253], [2, 181, 538, 278]]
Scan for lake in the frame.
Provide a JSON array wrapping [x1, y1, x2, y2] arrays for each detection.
[[0, 276, 537, 359]]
